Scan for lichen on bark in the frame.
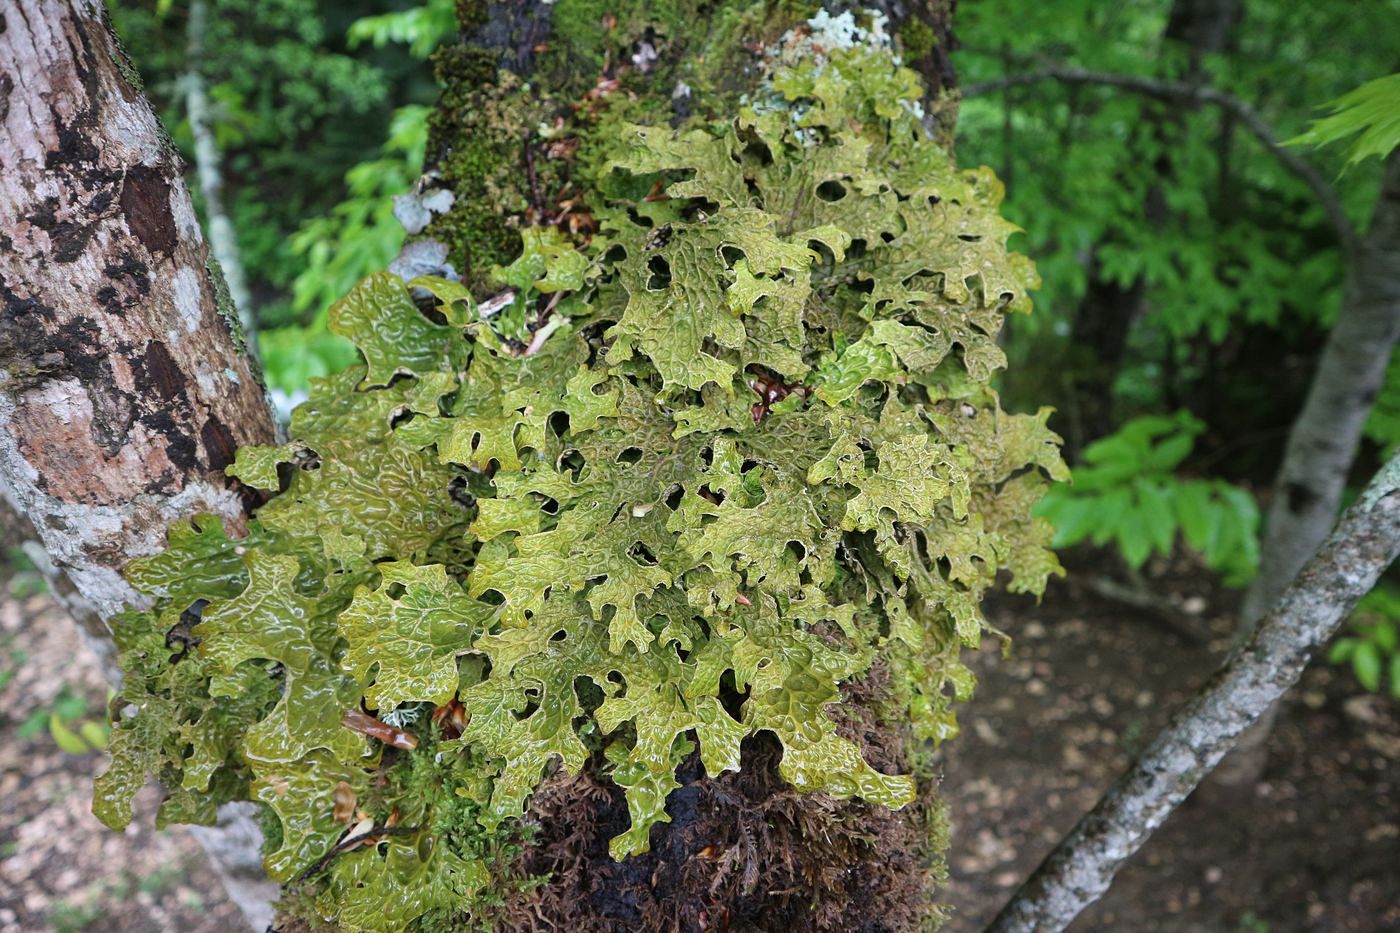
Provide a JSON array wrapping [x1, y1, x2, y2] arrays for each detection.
[[92, 6, 1052, 931]]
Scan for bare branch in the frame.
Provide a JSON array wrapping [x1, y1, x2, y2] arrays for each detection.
[[963, 67, 1358, 252], [987, 450, 1400, 932]]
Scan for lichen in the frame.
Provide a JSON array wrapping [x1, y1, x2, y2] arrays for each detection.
[[422, 0, 823, 293], [95, 12, 1052, 932]]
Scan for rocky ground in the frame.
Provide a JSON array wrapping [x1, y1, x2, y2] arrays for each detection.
[[1, 550, 1396, 931]]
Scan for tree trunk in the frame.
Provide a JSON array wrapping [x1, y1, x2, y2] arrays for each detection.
[[988, 448, 1400, 931], [1215, 146, 1400, 787], [183, 0, 257, 353], [414, 4, 965, 928], [0, 0, 277, 926]]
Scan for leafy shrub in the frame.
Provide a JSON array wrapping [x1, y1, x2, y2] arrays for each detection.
[[95, 24, 1062, 930], [1329, 583, 1400, 698], [1035, 413, 1260, 585]]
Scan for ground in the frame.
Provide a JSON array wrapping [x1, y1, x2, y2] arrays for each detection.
[[940, 552, 1400, 932], [1, 551, 1396, 931]]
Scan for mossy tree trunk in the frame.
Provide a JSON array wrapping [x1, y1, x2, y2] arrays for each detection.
[[0, 0, 278, 926], [406, 3, 964, 928]]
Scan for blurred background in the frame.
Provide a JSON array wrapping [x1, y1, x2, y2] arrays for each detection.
[[2, 0, 1399, 929]]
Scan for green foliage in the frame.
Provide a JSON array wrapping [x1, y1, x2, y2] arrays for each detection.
[[1035, 414, 1259, 585], [1329, 583, 1400, 698], [257, 104, 431, 395], [1290, 73, 1400, 168], [3, 545, 47, 598], [955, 1, 1399, 445], [112, 1, 447, 397], [17, 685, 109, 754], [347, 0, 457, 60], [98, 26, 1060, 929]]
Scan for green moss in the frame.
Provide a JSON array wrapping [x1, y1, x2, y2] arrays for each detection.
[[108, 36, 148, 95], [899, 17, 938, 61], [424, 0, 825, 290], [453, 0, 489, 32], [424, 66, 563, 292], [204, 253, 249, 356]]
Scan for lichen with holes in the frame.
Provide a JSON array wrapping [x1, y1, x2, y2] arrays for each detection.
[[94, 17, 1059, 932]]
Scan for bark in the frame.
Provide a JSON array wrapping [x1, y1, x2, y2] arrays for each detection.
[[0, 0, 278, 926], [988, 448, 1400, 933], [183, 0, 257, 353], [1239, 149, 1400, 624]]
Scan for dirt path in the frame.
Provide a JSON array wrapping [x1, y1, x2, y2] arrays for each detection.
[[941, 568, 1400, 932]]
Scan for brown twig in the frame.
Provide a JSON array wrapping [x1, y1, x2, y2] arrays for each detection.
[[294, 824, 421, 883]]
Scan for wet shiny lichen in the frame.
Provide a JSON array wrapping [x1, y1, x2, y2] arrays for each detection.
[[95, 13, 1055, 931]]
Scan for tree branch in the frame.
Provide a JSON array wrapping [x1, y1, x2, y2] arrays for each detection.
[[963, 66, 1358, 252], [987, 449, 1400, 932]]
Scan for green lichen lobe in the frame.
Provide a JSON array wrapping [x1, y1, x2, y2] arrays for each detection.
[[95, 23, 1059, 932]]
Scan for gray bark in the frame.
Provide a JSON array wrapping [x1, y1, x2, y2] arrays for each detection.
[[1217, 146, 1400, 785], [1241, 149, 1400, 623], [182, 0, 257, 353], [0, 0, 278, 926], [988, 448, 1400, 933]]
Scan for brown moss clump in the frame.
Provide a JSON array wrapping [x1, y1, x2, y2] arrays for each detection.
[[497, 665, 942, 932]]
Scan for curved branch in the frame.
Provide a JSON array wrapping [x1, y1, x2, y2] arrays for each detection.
[[987, 449, 1400, 932], [964, 67, 1358, 251]]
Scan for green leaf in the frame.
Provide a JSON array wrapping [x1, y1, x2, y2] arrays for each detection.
[[1353, 641, 1383, 692], [1133, 478, 1177, 557], [1289, 73, 1400, 166], [50, 713, 93, 754], [1117, 517, 1153, 570], [1328, 637, 1359, 664], [1373, 618, 1398, 655]]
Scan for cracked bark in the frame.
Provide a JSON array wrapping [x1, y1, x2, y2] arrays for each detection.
[[0, 0, 277, 927]]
